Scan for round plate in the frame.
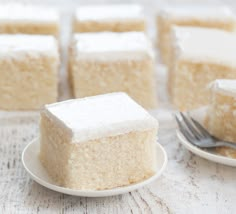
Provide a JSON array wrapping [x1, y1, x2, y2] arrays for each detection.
[[22, 138, 167, 197], [176, 107, 236, 167]]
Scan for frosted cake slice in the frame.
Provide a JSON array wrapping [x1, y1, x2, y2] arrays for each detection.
[[205, 79, 236, 158], [169, 27, 236, 111], [0, 34, 59, 110], [40, 92, 158, 190], [69, 32, 157, 109], [73, 4, 146, 32], [157, 5, 236, 64], [0, 4, 60, 36], [205, 79, 236, 144]]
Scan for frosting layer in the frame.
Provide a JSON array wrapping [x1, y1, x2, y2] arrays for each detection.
[[0, 4, 59, 23], [44, 92, 158, 143], [209, 79, 236, 97], [75, 4, 144, 22], [0, 34, 58, 58], [159, 5, 235, 22], [172, 26, 236, 67], [72, 32, 154, 61]]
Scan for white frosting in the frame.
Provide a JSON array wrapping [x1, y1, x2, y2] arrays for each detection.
[[72, 32, 154, 61], [209, 79, 236, 97], [172, 26, 236, 67], [0, 4, 59, 23], [44, 92, 158, 143], [75, 4, 144, 22], [159, 5, 235, 22], [0, 34, 58, 59]]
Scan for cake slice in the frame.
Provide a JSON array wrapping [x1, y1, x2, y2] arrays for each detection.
[[69, 32, 157, 109], [157, 5, 236, 64], [206, 79, 236, 143], [205, 79, 236, 158], [169, 26, 236, 110], [40, 92, 158, 190], [0, 34, 59, 110], [0, 4, 60, 36], [73, 4, 146, 32]]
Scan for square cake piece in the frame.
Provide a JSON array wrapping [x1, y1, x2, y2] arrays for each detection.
[[73, 4, 146, 32], [205, 79, 236, 158], [0, 4, 60, 36], [0, 34, 59, 110], [169, 26, 236, 111], [40, 92, 158, 190], [157, 5, 236, 64], [206, 79, 236, 143], [69, 32, 157, 109]]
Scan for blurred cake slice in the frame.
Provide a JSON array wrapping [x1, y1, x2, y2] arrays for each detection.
[[169, 26, 236, 110], [69, 32, 157, 109], [0, 4, 60, 36], [73, 4, 146, 32], [157, 5, 236, 64], [0, 34, 59, 110], [205, 79, 236, 158], [206, 79, 236, 143], [40, 92, 158, 190]]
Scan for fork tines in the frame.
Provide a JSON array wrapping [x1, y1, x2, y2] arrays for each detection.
[[174, 112, 211, 144]]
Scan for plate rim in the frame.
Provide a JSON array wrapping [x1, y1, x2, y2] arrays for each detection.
[[22, 138, 168, 197], [176, 130, 236, 167]]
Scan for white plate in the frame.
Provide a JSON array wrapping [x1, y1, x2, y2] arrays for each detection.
[[176, 107, 236, 167], [22, 138, 167, 197]]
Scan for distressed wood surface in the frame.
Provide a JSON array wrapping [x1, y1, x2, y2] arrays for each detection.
[[0, 0, 236, 213]]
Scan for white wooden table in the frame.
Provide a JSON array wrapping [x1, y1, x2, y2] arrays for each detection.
[[1, 0, 236, 213]]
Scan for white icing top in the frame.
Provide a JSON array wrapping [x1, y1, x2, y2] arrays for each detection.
[[72, 32, 154, 61], [75, 4, 144, 22], [209, 79, 236, 97], [0, 4, 59, 23], [159, 5, 235, 22], [172, 26, 236, 67], [0, 34, 58, 58], [44, 92, 158, 143]]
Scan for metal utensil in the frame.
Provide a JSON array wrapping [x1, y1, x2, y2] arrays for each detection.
[[174, 112, 236, 150]]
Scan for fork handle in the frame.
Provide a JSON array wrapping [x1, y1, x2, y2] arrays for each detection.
[[216, 141, 236, 150]]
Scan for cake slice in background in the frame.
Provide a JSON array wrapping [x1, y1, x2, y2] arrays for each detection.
[[205, 79, 236, 143], [69, 32, 157, 109], [169, 26, 236, 111], [0, 4, 60, 37], [73, 4, 146, 32], [0, 34, 59, 110], [205, 79, 236, 159], [157, 5, 236, 65], [40, 92, 158, 190]]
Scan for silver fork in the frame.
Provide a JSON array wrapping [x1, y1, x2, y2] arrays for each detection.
[[174, 112, 236, 149]]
